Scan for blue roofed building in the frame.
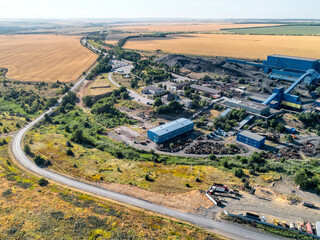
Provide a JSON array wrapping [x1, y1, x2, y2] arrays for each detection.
[[148, 118, 194, 144]]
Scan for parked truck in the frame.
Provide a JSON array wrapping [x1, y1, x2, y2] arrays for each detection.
[[303, 201, 315, 208], [245, 212, 260, 221], [306, 222, 313, 235], [209, 183, 229, 193]]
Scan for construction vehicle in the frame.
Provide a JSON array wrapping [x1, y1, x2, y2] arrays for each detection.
[[281, 221, 289, 228], [274, 219, 280, 226]]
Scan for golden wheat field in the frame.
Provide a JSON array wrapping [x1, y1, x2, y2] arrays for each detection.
[[112, 23, 279, 33], [124, 34, 320, 59], [0, 35, 96, 82]]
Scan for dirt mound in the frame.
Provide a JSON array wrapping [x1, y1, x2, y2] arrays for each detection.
[[155, 54, 249, 77], [102, 182, 213, 212], [156, 54, 222, 72]]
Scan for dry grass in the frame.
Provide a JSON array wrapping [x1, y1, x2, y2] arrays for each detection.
[[112, 23, 279, 33], [85, 73, 115, 97], [124, 34, 320, 59], [0, 139, 221, 239], [26, 124, 243, 196], [111, 72, 132, 88], [0, 35, 96, 82]]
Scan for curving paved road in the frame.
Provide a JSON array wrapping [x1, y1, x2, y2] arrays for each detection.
[[10, 39, 282, 240], [108, 72, 154, 105]]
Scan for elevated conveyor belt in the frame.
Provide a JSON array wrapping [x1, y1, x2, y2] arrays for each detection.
[[284, 71, 311, 94], [263, 93, 278, 105]]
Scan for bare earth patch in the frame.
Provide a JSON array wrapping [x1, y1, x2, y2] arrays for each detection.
[[102, 182, 213, 212]]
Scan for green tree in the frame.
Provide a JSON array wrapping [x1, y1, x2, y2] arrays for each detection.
[[83, 96, 94, 107], [71, 129, 84, 143], [153, 98, 162, 107], [294, 169, 318, 190]]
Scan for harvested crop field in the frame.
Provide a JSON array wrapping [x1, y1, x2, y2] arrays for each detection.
[[0, 35, 96, 82], [124, 34, 320, 59], [112, 23, 279, 33]]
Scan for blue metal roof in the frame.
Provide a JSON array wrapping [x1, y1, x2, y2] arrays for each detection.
[[219, 108, 232, 118], [149, 118, 193, 137]]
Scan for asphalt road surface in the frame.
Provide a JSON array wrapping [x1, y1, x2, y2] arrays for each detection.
[[10, 40, 282, 240], [108, 72, 154, 105]]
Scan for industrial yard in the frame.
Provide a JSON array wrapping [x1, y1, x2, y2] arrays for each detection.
[[100, 51, 320, 238], [4, 16, 320, 240]]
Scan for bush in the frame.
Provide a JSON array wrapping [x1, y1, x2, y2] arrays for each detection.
[[34, 156, 45, 166], [2, 189, 12, 197], [234, 168, 245, 178], [83, 96, 94, 107], [294, 169, 318, 190], [185, 183, 191, 188], [209, 154, 217, 161], [24, 144, 31, 155], [66, 149, 74, 156], [38, 178, 49, 187], [243, 180, 250, 189], [145, 174, 152, 182]]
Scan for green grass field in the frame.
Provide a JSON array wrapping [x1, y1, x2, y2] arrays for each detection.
[[226, 25, 320, 35]]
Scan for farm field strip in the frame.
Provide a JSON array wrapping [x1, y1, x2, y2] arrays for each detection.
[[226, 25, 320, 35], [124, 34, 320, 59], [111, 23, 280, 33], [0, 35, 96, 82]]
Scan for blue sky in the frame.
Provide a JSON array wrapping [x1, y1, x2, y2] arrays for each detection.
[[0, 0, 319, 19]]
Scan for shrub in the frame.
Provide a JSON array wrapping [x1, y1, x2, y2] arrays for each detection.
[[66, 149, 74, 156], [209, 154, 217, 161], [2, 189, 12, 198], [234, 168, 245, 178], [185, 183, 191, 188], [38, 178, 49, 187], [34, 156, 45, 166], [24, 144, 31, 155]]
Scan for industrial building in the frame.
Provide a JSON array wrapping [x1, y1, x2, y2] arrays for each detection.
[[237, 131, 265, 149], [225, 98, 270, 116], [148, 118, 194, 144], [170, 82, 191, 91], [190, 84, 221, 97], [142, 86, 165, 95], [227, 54, 319, 110], [161, 93, 176, 102], [180, 98, 193, 108], [227, 55, 320, 84]]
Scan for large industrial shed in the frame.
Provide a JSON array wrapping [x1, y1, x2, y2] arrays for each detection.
[[237, 130, 265, 149], [148, 118, 194, 144], [263, 55, 320, 73], [225, 98, 270, 116]]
